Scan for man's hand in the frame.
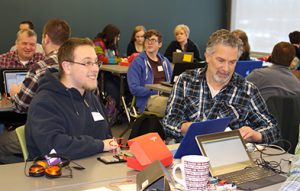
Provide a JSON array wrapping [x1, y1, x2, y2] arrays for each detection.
[[103, 139, 118, 151], [239, 126, 262, 143], [181, 122, 193, 135], [10, 83, 21, 96]]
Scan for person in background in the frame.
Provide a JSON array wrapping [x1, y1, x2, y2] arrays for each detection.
[[127, 29, 172, 115], [127, 25, 146, 56], [0, 29, 44, 69], [289, 31, 300, 70], [94, 24, 121, 64], [10, 21, 44, 54], [162, 29, 279, 144], [25, 37, 117, 160], [246, 42, 300, 101], [0, 19, 71, 164], [164, 24, 201, 62], [232, 29, 251, 60]]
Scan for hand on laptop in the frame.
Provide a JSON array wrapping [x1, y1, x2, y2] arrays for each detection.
[[239, 126, 262, 143], [10, 83, 22, 96], [181, 122, 193, 135]]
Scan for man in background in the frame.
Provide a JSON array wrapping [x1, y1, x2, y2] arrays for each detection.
[[0, 29, 44, 69]]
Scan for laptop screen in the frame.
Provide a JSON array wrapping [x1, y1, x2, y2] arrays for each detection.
[[3, 70, 27, 96], [196, 130, 253, 176]]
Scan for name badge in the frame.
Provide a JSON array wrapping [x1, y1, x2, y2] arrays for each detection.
[[157, 66, 163, 72], [92, 112, 104, 121]]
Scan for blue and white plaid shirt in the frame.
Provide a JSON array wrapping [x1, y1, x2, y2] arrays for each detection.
[[162, 67, 280, 144]]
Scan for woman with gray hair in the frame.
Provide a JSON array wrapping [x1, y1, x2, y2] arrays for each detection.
[[164, 24, 201, 62]]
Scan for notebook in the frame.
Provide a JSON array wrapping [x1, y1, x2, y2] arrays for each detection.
[[172, 52, 194, 64], [195, 130, 286, 190], [235, 60, 263, 77], [0, 69, 27, 97], [160, 61, 205, 87], [173, 117, 231, 159]]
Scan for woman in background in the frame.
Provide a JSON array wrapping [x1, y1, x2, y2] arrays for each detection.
[[94, 24, 121, 64], [232, 29, 251, 60], [127, 25, 146, 56], [164, 24, 201, 62]]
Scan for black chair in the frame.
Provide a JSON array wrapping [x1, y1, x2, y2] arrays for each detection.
[[266, 95, 300, 153]]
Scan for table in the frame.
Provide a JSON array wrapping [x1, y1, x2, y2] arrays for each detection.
[[145, 83, 172, 94], [0, 147, 292, 191], [99, 65, 130, 122]]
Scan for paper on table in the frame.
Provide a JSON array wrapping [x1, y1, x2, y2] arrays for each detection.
[[118, 184, 136, 191], [82, 187, 113, 191]]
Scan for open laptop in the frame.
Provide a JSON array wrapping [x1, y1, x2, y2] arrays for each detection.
[[235, 60, 263, 77], [160, 61, 206, 87], [172, 52, 194, 64], [0, 69, 27, 97], [195, 130, 286, 190], [173, 117, 231, 159]]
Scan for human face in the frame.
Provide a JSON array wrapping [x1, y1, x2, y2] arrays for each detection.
[[144, 35, 162, 54], [135, 30, 145, 45], [19, 23, 30, 30], [175, 29, 188, 44], [15, 33, 37, 61], [205, 44, 238, 87], [68, 45, 99, 94]]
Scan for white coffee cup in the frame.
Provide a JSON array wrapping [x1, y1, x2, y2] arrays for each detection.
[[172, 155, 210, 191]]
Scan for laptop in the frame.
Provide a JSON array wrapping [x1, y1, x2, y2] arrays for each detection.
[[235, 60, 263, 77], [195, 130, 286, 190], [173, 117, 231, 159], [0, 69, 27, 97], [172, 52, 194, 64], [160, 61, 206, 87]]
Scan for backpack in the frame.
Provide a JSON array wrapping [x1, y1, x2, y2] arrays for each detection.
[[103, 95, 119, 127], [129, 114, 165, 140]]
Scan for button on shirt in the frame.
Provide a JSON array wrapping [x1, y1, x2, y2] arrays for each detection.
[[162, 67, 280, 144]]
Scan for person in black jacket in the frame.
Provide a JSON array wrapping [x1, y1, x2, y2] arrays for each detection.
[[25, 38, 117, 160], [164, 24, 201, 62], [127, 25, 146, 56]]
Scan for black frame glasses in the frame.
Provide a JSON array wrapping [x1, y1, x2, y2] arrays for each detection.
[[66, 60, 103, 68]]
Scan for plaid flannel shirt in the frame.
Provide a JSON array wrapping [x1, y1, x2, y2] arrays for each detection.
[[10, 51, 58, 113], [0, 51, 44, 69], [162, 67, 280, 144]]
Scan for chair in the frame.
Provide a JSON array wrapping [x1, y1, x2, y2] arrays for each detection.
[[15, 125, 28, 161], [266, 95, 300, 153]]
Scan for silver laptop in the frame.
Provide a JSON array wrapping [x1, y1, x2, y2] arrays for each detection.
[[2, 69, 27, 97], [195, 130, 286, 190], [172, 52, 194, 64]]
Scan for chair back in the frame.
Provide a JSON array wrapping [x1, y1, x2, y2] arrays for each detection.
[[266, 95, 300, 153], [15, 125, 28, 161]]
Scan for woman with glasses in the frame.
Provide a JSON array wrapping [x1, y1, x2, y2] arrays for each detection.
[[164, 24, 201, 63], [127, 25, 146, 56]]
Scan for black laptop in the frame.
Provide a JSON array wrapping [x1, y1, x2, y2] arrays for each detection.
[[161, 61, 206, 87]]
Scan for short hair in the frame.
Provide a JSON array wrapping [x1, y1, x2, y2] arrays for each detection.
[[270, 42, 295, 67], [16, 29, 37, 41], [130, 25, 146, 43], [206, 29, 243, 58], [95, 24, 120, 50], [174, 24, 190, 38], [232, 29, 250, 59], [289, 31, 300, 44], [58, 37, 95, 78], [43, 19, 71, 46], [19, 21, 34, 30], [144, 29, 162, 43]]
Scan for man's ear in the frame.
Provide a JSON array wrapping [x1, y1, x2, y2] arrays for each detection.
[[43, 34, 50, 45], [158, 42, 162, 49], [61, 61, 72, 75]]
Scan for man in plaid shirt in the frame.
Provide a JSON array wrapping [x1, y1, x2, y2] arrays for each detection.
[[0, 29, 44, 69], [9, 19, 71, 113], [0, 19, 70, 164], [162, 29, 279, 144]]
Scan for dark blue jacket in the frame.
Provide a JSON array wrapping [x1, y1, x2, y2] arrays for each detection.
[[26, 69, 111, 160], [127, 51, 172, 112]]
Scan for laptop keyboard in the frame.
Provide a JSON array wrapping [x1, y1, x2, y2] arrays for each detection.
[[218, 167, 276, 185]]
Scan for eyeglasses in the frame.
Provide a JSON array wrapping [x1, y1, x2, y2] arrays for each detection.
[[145, 38, 159, 44], [66, 60, 103, 68]]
